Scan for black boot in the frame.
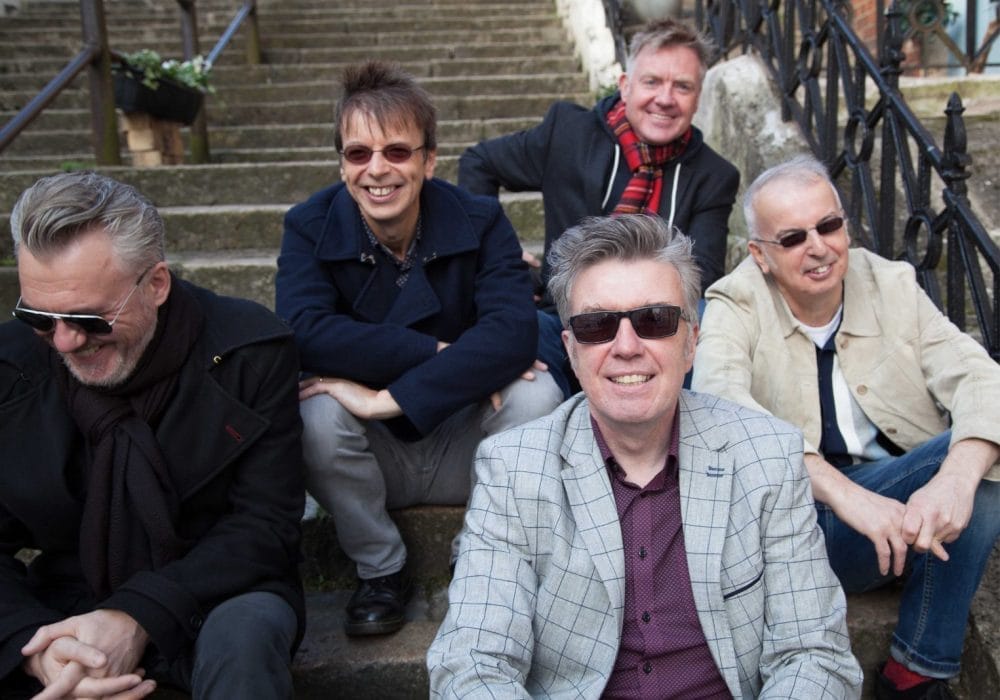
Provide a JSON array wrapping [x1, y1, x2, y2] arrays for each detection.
[[344, 570, 413, 636]]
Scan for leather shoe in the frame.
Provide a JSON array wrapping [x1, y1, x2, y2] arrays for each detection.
[[874, 664, 957, 700], [344, 570, 413, 636]]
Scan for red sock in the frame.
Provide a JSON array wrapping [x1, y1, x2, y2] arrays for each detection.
[[883, 658, 932, 690]]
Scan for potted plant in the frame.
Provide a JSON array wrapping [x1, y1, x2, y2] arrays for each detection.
[[112, 50, 213, 125]]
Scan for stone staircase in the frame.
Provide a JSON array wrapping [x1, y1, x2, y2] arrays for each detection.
[[2, 1, 1000, 698]]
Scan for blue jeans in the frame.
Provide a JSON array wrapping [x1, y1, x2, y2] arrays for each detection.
[[815, 432, 1000, 678]]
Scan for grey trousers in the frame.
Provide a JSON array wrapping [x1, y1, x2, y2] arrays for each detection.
[[300, 372, 563, 579]]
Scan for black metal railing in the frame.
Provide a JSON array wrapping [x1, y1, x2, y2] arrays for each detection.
[[0, 0, 260, 165], [680, 0, 1000, 360]]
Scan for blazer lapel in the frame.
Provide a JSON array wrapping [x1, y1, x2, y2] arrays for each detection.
[[559, 401, 626, 629], [677, 392, 742, 694]]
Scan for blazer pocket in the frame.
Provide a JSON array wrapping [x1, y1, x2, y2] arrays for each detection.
[[722, 568, 763, 600]]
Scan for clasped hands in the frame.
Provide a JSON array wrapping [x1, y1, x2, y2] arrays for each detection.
[[22, 609, 153, 700]]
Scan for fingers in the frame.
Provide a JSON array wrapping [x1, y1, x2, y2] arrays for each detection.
[[74, 674, 155, 699], [889, 535, 909, 577], [30, 660, 88, 700], [490, 391, 502, 412], [299, 376, 333, 401]]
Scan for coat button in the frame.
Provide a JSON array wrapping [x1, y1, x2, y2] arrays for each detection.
[[190, 615, 203, 629], [857, 385, 868, 395], [886, 427, 897, 435]]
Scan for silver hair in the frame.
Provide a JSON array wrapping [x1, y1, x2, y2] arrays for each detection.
[[743, 155, 844, 238], [547, 214, 701, 327], [10, 171, 165, 272], [626, 19, 714, 81]]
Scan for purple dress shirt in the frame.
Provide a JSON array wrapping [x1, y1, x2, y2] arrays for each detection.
[[593, 412, 732, 700]]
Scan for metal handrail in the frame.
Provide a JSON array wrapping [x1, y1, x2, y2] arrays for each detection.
[[0, 0, 260, 164], [690, 0, 1000, 359]]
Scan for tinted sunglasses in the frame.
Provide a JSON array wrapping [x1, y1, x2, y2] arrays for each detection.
[[340, 144, 425, 165], [12, 266, 152, 335], [753, 216, 845, 249], [569, 304, 687, 344]]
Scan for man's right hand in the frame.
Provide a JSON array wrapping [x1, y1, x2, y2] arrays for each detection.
[[23, 635, 155, 700], [803, 453, 909, 577]]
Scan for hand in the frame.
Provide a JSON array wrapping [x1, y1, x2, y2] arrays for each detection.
[[489, 360, 549, 411], [522, 250, 541, 268], [803, 454, 908, 576], [902, 471, 976, 562], [298, 376, 402, 421]]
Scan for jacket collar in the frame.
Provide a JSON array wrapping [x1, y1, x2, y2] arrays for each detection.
[[314, 178, 482, 263]]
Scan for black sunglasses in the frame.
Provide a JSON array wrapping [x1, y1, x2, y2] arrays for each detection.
[[568, 304, 688, 344], [753, 216, 845, 249], [340, 144, 425, 166], [12, 266, 153, 335]]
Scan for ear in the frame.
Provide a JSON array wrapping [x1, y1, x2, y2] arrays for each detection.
[[562, 328, 577, 372], [683, 322, 698, 371], [618, 71, 629, 99], [747, 241, 771, 275], [147, 261, 172, 307], [423, 148, 437, 180]]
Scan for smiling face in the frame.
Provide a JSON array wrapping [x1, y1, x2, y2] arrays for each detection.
[[563, 257, 696, 441], [748, 177, 850, 326], [619, 44, 703, 146], [340, 110, 436, 253], [17, 227, 170, 387]]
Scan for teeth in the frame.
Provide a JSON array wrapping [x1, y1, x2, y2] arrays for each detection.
[[612, 374, 650, 385], [368, 186, 394, 196], [810, 264, 830, 274]]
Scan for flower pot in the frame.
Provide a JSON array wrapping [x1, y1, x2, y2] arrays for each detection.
[[112, 65, 203, 125]]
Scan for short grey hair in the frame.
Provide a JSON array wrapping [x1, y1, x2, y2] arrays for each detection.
[[626, 19, 714, 81], [547, 214, 701, 327], [743, 155, 843, 238], [11, 171, 165, 273]]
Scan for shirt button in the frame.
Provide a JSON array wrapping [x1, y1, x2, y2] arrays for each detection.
[[642, 611, 651, 623], [643, 661, 652, 674], [639, 547, 647, 559], [189, 614, 203, 629], [857, 385, 868, 395]]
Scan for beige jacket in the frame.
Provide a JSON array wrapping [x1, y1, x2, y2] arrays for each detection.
[[692, 248, 1000, 480]]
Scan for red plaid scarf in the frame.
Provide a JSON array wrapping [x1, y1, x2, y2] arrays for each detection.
[[606, 99, 692, 215]]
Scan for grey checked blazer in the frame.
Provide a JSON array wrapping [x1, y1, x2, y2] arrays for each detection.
[[428, 391, 862, 699]]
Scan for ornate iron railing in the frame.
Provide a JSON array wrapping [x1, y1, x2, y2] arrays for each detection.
[[683, 0, 1000, 360]]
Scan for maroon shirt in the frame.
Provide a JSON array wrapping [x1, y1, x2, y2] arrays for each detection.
[[593, 413, 732, 700]]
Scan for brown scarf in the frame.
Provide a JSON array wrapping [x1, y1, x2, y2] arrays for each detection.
[[54, 273, 203, 598], [606, 99, 692, 215]]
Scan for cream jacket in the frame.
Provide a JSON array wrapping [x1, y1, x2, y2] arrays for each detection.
[[692, 248, 1000, 480]]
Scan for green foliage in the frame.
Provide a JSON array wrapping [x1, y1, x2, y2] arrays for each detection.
[[119, 49, 214, 93], [59, 160, 94, 172]]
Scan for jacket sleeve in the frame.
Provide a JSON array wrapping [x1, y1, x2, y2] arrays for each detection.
[[684, 158, 739, 291], [388, 205, 538, 435], [755, 430, 862, 698], [457, 102, 564, 196], [275, 201, 440, 385], [99, 335, 305, 660], [427, 439, 536, 698]]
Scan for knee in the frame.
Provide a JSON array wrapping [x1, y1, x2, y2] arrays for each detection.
[[488, 371, 563, 433], [192, 592, 296, 698], [299, 394, 363, 466]]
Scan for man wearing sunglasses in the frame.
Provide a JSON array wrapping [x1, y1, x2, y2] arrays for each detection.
[[458, 19, 740, 398], [276, 61, 562, 637], [429, 214, 861, 697], [0, 172, 306, 699], [693, 155, 1000, 699]]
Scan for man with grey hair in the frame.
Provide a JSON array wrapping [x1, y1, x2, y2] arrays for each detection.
[[458, 18, 740, 398], [694, 155, 1000, 699], [0, 171, 305, 699], [428, 214, 861, 698]]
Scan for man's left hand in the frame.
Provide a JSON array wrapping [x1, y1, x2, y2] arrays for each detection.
[[902, 437, 999, 560], [490, 360, 548, 412]]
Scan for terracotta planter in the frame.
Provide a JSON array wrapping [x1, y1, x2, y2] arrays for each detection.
[[112, 65, 203, 125]]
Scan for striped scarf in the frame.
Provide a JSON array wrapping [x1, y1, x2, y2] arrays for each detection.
[[606, 99, 692, 215]]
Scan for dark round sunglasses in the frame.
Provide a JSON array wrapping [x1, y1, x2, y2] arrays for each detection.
[[753, 215, 845, 249], [340, 144, 425, 166], [568, 304, 688, 344]]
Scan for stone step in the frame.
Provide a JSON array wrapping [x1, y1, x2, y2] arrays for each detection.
[[0, 56, 581, 87], [1, 91, 585, 133], [0, 116, 542, 163], [1, 74, 588, 113]]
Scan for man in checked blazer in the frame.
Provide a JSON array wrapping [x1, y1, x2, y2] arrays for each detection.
[[428, 214, 862, 698]]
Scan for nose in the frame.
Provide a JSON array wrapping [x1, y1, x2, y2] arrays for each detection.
[[49, 319, 90, 353], [655, 83, 677, 106], [366, 150, 391, 176], [610, 317, 643, 357], [803, 227, 831, 255]]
